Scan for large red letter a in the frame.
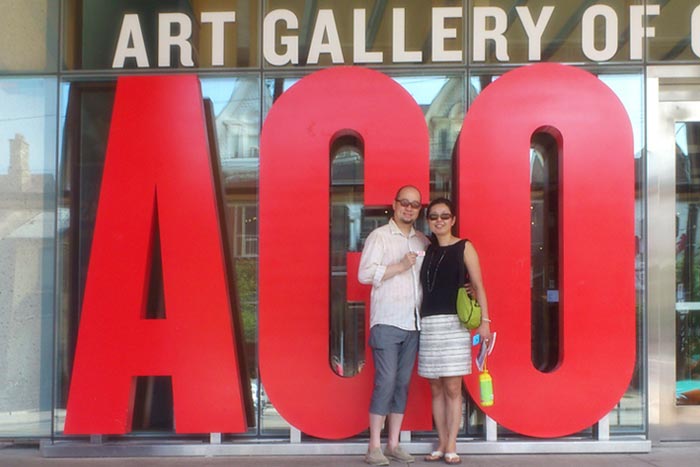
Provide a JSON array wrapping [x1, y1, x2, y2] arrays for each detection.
[[64, 76, 247, 434]]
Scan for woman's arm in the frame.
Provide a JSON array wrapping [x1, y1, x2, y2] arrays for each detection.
[[464, 241, 493, 341]]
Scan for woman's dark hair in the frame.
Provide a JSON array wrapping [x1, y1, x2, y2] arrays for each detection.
[[427, 197, 454, 216], [426, 197, 455, 245]]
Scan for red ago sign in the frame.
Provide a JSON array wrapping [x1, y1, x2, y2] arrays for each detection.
[[64, 64, 635, 439]]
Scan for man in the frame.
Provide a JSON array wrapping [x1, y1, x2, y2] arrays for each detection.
[[358, 185, 429, 465]]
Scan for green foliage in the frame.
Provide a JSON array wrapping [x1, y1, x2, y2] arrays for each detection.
[[235, 258, 258, 343]]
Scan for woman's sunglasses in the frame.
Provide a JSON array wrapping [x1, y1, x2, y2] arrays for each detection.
[[427, 213, 453, 221]]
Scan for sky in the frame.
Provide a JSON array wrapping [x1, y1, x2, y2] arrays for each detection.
[[0, 78, 56, 175]]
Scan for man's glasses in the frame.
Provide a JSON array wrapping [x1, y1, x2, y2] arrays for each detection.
[[428, 213, 453, 221], [395, 198, 421, 209]]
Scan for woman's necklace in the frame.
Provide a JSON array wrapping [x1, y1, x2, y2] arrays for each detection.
[[426, 248, 446, 293]]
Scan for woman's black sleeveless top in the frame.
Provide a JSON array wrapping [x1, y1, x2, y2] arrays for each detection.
[[420, 239, 467, 317]]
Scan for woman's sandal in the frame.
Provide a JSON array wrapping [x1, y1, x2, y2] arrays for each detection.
[[444, 452, 462, 465], [424, 450, 444, 461]]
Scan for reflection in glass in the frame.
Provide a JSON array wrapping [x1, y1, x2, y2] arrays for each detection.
[[55, 81, 115, 434], [649, 2, 699, 62], [394, 75, 464, 199], [600, 73, 645, 432], [675, 122, 700, 406], [202, 79, 264, 429], [0, 77, 56, 437], [330, 136, 366, 377], [530, 131, 560, 373]]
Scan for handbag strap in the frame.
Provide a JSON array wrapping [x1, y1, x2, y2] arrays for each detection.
[[458, 239, 469, 285]]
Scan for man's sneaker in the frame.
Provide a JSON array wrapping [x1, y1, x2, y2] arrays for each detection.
[[364, 447, 390, 466], [384, 445, 415, 463]]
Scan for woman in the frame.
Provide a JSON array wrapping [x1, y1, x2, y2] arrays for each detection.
[[418, 198, 492, 465]]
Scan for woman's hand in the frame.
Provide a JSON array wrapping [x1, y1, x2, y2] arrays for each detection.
[[478, 321, 492, 343]]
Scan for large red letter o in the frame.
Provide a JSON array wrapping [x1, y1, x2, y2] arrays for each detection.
[[459, 64, 636, 437]]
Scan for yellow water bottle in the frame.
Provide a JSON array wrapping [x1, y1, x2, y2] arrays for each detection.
[[479, 361, 494, 407]]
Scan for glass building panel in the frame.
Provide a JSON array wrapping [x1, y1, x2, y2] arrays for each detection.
[[648, 1, 699, 63], [0, 77, 56, 437], [201, 76, 261, 435], [600, 72, 645, 432], [54, 75, 261, 436], [469, 0, 643, 65], [394, 73, 467, 436], [675, 121, 700, 406], [0, 0, 58, 73], [55, 80, 114, 434], [263, 0, 464, 68], [0, 0, 684, 447], [62, 0, 259, 70], [468, 70, 645, 434], [330, 141, 366, 378], [393, 75, 464, 201], [258, 75, 297, 436], [530, 132, 560, 373]]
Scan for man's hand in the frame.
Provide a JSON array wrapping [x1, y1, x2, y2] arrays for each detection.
[[401, 252, 418, 270]]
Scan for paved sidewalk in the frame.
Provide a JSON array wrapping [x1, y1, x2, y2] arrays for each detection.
[[1, 442, 700, 467]]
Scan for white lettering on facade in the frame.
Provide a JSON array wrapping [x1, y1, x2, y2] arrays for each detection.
[[112, 14, 149, 68], [473, 7, 509, 62], [432, 7, 462, 62], [201, 11, 236, 66], [158, 13, 194, 67], [263, 9, 299, 66], [109, 5, 700, 68], [630, 5, 659, 60], [393, 8, 423, 62], [516, 6, 554, 61], [692, 5, 700, 58], [307, 10, 344, 64], [581, 5, 618, 62], [353, 9, 383, 63]]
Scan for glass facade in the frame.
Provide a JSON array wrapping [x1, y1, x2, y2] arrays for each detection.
[[0, 77, 57, 437], [2, 0, 700, 447], [675, 121, 700, 406]]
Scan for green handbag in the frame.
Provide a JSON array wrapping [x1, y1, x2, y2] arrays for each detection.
[[456, 287, 482, 330], [456, 239, 481, 329]]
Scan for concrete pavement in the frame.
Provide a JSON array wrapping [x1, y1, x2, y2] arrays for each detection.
[[1, 442, 700, 467]]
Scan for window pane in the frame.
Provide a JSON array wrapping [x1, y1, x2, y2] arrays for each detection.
[[649, 2, 700, 62], [0, 77, 56, 437], [675, 121, 700, 406], [330, 140, 365, 378], [0, 0, 58, 73], [530, 131, 560, 373], [600, 73, 645, 432]]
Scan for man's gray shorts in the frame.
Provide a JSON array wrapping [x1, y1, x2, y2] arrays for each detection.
[[369, 324, 419, 416]]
